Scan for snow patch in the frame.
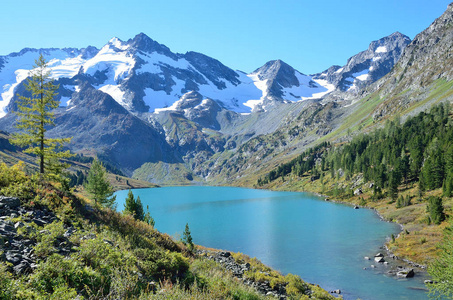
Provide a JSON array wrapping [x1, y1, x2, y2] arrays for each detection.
[[282, 72, 328, 101], [352, 69, 369, 81], [136, 53, 191, 74], [98, 84, 126, 106], [372, 56, 382, 62], [375, 46, 387, 53], [147, 77, 186, 113], [302, 79, 335, 100], [335, 67, 344, 73], [83, 44, 135, 83], [59, 96, 71, 107]]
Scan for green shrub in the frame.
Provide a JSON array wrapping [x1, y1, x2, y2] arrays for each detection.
[[30, 254, 101, 297], [285, 273, 309, 296], [134, 248, 189, 281], [0, 162, 36, 200], [34, 221, 66, 259]]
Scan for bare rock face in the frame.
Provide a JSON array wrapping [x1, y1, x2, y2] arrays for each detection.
[[370, 3, 453, 121], [313, 32, 411, 94]]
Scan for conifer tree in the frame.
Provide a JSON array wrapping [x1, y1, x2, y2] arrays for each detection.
[[135, 196, 145, 221], [11, 54, 72, 180], [124, 189, 136, 216], [85, 159, 116, 208], [144, 205, 155, 227], [182, 223, 193, 250], [427, 196, 445, 225], [123, 190, 146, 221]]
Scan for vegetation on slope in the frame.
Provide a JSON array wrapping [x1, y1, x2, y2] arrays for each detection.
[[0, 162, 335, 299], [258, 103, 453, 296]]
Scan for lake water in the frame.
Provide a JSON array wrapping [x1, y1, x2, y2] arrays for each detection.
[[114, 186, 429, 300]]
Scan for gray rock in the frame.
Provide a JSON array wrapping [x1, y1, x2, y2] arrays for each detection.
[[33, 218, 48, 226], [375, 256, 385, 263], [374, 253, 384, 258], [396, 268, 415, 278], [13, 261, 30, 275], [0, 196, 20, 209], [5, 252, 22, 265], [14, 221, 25, 229]]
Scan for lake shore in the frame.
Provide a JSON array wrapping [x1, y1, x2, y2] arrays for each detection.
[[315, 192, 428, 270]]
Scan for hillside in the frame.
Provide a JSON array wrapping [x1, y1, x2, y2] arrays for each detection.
[[0, 163, 335, 299], [257, 103, 453, 267], [225, 3, 453, 188]]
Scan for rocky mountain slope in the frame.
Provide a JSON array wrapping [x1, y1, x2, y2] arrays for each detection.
[[313, 32, 411, 96], [1, 9, 446, 184], [212, 3, 453, 186]]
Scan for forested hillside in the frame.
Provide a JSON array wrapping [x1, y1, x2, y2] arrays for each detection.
[[260, 103, 453, 206]]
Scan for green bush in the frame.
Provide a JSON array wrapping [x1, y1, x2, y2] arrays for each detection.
[[30, 254, 101, 297], [0, 162, 36, 200], [134, 248, 189, 281], [34, 221, 66, 259], [285, 273, 309, 296]]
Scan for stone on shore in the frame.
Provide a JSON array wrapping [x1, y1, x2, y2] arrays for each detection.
[[396, 268, 415, 278], [375, 256, 385, 263]]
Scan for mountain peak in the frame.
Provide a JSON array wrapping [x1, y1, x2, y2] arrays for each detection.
[[127, 33, 174, 57], [251, 59, 298, 81]]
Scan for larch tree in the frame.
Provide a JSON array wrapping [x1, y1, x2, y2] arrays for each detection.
[[11, 54, 72, 181]]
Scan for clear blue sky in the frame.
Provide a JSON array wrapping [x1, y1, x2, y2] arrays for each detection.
[[1, 0, 451, 74]]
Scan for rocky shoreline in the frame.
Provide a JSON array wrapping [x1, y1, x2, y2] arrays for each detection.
[[196, 249, 289, 299], [320, 193, 428, 273]]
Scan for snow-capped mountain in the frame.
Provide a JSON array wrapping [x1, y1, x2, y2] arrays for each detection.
[[246, 60, 334, 111], [0, 33, 341, 117], [0, 34, 255, 115], [312, 32, 411, 93], [0, 31, 416, 181]]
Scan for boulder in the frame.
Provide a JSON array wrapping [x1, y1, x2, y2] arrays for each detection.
[[375, 256, 385, 263], [14, 221, 25, 229], [364, 256, 370, 260], [374, 253, 384, 257], [0, 196, 20, 209], [354, 188, 362, 196], [397, 268, 415, 278]]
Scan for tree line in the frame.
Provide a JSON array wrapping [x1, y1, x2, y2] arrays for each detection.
[[259, 103, 453, 223]]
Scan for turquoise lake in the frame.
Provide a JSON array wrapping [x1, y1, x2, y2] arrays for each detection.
[[114, 186, 429, 300]]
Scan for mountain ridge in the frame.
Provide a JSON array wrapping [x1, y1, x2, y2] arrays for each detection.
[[0, 25, 429, 184]]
